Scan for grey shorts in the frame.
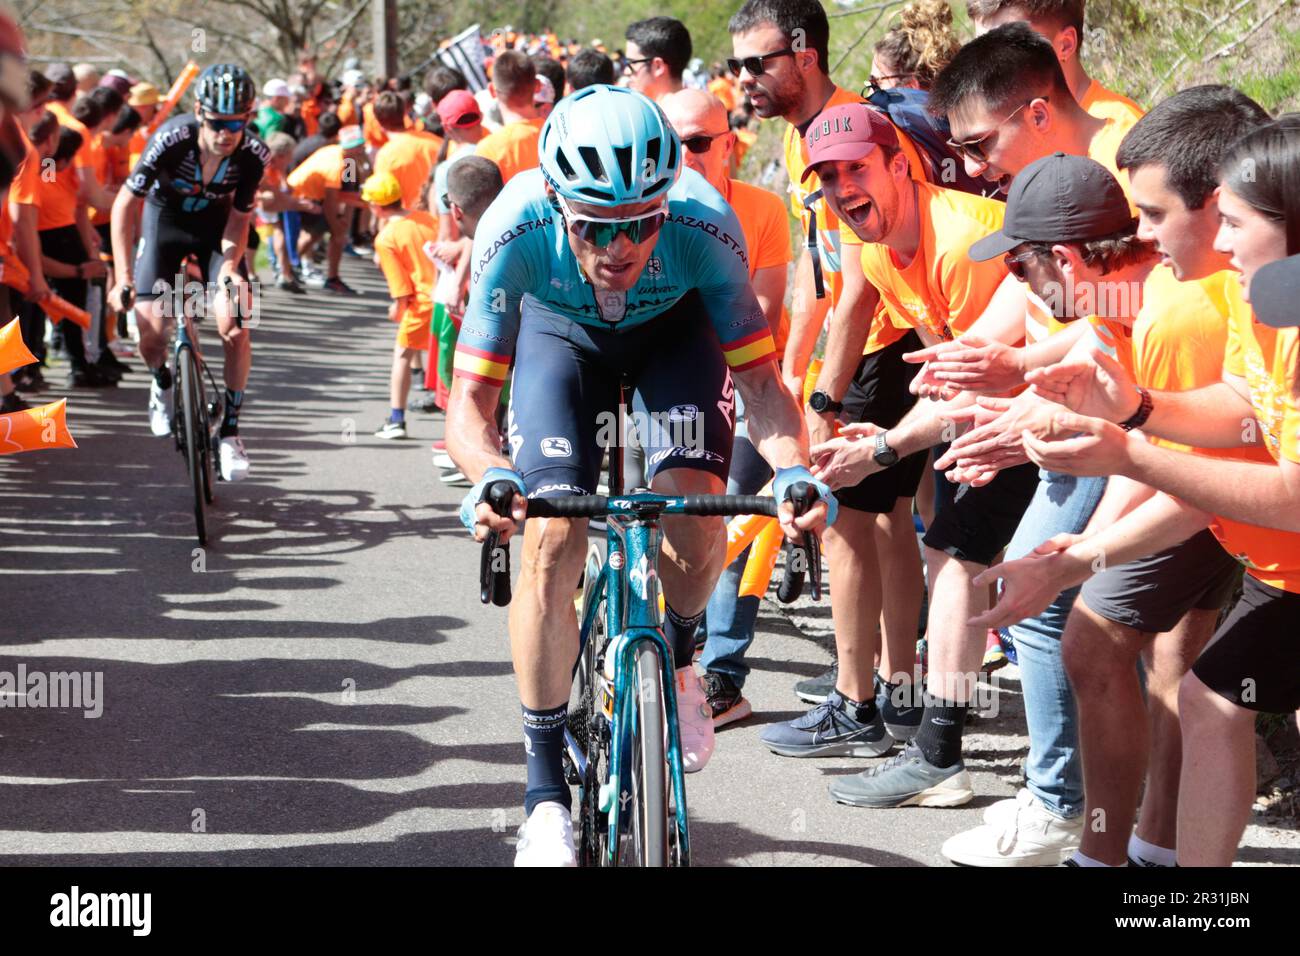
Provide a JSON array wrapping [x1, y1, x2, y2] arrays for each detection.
[[1079, 528, 1242, 634]]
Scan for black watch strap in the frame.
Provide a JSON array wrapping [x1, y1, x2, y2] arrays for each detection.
[[1119, 386, 1153, 432], [809, 389, 843, 414]]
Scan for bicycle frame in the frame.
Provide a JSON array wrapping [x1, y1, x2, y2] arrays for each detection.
[[572, 495, 691, 866]]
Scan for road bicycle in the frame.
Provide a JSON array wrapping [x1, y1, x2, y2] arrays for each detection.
[[479, 383, 822, 866]]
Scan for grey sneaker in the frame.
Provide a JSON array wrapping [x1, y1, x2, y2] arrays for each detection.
[[877, 675, 923, 743], [828, 741, 973, 808], [794, 661, 838, 704], [760, 690, 894, 758]]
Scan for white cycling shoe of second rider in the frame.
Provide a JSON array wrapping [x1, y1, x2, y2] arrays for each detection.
[[219, 435, 251, 482], [148, 380, 173, 437], [514, 801, 577, 867], [674, 666, 716, 773]]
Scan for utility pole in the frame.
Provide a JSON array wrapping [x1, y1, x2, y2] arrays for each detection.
[[372, 0, 398, 81]]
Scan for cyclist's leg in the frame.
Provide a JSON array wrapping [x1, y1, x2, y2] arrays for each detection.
[[633, 293, 736, 669], [133, 203, 186, 375], [508, 301, 615, 815]]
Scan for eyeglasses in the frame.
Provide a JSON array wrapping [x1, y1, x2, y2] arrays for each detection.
[[622, 57, 653, 75], [726, 47, 796, 78], [946, 98, 1044, 165], [555, 194, 667, 248], [865, 74, 913, 94], [1003, 248, 1045, 282], [201, 112, 250, 133], [681, 130, 730, 154]]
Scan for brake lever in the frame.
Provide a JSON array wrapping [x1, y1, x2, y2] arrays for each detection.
[[776, 482, 822, 604], [479, 481, 517, 606]]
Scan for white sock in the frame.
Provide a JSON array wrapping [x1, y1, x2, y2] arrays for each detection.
[[1128, 833, 1177, 867], [1068, 850, 1113, 867]]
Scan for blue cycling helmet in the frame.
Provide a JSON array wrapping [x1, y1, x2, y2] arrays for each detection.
[[195, 64, 255, 115], [539, 84, 681, 207]]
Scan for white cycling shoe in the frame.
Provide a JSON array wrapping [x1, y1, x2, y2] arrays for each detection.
[[514, 801, 577, 867], [148, 380, 172, 437], [674, 666, 715, 773], [218, 435, 251, 482]]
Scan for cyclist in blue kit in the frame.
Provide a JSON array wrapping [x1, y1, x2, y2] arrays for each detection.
[[446, 84, 834, 866]]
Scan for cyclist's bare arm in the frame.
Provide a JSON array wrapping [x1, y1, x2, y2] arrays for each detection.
[[447, 376, 527, 542], [109, 188, 143, 291], [218, 208, 253, 275], [734, 359, 810, 473]]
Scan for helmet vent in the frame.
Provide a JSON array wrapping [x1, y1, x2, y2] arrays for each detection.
[[613, 145, 633, 191], [555, 148, 577, 181], [578, 146, 607, 184]]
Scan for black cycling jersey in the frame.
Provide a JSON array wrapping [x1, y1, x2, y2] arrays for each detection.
[[126, 115, 269, 217]]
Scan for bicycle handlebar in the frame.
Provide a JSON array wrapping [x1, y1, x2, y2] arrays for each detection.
[[478, 489, 824, 607]]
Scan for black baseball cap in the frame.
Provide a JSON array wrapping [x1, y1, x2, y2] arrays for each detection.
[[969, 152, 1135, 262], [1249, 253, 1300, 328]]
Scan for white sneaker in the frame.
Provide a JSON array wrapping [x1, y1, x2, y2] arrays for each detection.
[[514, 801, 576, 867], [943, 788, 1082, 867], [218, 435, 251, 482], [432, 451, 455, 469], [673, 666, 715, 773], [148, 380, 172, 437], [299, 265, 327, 289]]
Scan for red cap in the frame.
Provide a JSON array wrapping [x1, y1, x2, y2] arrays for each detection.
[[800, 103, 899, 183], [437, 89, 481, 129]]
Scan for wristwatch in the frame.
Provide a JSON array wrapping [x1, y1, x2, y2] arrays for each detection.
[[873, 430, 900, 467], [1119, 386, 1153, 432], [808, 389, 843, 415]]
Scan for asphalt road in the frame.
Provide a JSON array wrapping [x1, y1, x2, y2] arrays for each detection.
[[1, 259, 1294, 866]]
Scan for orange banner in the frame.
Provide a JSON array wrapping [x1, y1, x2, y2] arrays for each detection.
[[0, 399, 76, 454], [150, 61, 201, 134], [0, 317, 36, 375]]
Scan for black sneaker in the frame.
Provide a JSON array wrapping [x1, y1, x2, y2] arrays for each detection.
[[323, 277, 358, 296], [702, 671, 752, 728], [276, 274, 307, 294], [0, 392, 30, 413], [96, 351, 130, 377], [66, 366, 117, 388], [795, 661, 838, 704]]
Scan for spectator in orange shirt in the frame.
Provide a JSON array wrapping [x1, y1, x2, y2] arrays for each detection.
[[287, 124, 369, 295], [364, 170, 443, 440], [373, 90, 442, 211], [473, 51, 543, 184], [707, 64, 738, 113], [256, 132, 319, 294]]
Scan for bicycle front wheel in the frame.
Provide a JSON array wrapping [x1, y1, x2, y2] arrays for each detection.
[[616, 640, 669, 867], [179, 348, 207, 546]]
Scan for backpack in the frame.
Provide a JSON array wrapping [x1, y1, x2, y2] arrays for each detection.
[[865, 86, 992, 197]]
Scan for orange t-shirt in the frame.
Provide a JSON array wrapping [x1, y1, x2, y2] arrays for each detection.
[[374, 209, 441, 321], [475, 117, 543, 185], [708, 77, 738, 114], [784, 86, 930, 355], [1208, 279, 1300, 593], [723, 177, 792, 352], [374, 130, 444, 210], [1078, 79, 1145, 128], [858, 182, 1008, 342], [47, 101, 93, 171], [87, 133, 114, 225], [338, 91, 357, 127], [0, 129, 41, 291], [361, 102, 412, 150], [287, 144, 349, 201]]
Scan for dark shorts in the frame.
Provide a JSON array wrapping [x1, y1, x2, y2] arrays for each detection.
[[300, 211, 328, 235], [1192, 575, 1300, 713], [134, 203, 247, 301], [508, 291, 736, 498], [38, 224, 88, 313], [835, 329, 928, 514], [922, 460, 1040, 567], [1081, 528, 1242, 634]]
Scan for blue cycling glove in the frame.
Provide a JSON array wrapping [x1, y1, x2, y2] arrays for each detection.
[[772, 465, 838, 527], [460, 467, 527, 532]]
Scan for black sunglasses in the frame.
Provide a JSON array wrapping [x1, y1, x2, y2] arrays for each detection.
[[622, 57, 653, 74], [681, 130, 730, 154], [726, 46, 796, 78]]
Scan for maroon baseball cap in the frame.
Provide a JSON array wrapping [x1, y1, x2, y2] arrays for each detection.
[[437, 89, 481, 129], [800, 102, 900, 183]]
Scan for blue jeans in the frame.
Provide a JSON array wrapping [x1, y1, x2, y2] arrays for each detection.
[[698, 421, 773, 687], [1002, 470, 1107, 819], [282, 212, 303, 269]]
